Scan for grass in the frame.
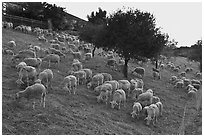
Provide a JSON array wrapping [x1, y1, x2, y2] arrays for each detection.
[[2, 28, 202, 135]]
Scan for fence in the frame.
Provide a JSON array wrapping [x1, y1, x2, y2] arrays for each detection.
[[2, 14, 48, 29]]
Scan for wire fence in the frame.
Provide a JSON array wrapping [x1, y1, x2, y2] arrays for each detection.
[[2, 14, 48, 29]]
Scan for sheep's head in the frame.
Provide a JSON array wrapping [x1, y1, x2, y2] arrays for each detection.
[[110, 101, 117, 109], [131, 111, 137, 118]]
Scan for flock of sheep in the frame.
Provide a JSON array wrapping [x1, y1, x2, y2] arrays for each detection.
[[2, 23, 202, 127]]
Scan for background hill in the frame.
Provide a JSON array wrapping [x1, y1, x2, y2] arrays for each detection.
[[2, 28, 202, 135]]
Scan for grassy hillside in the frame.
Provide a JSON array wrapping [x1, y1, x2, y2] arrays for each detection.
[[2, 28, 202, 135]]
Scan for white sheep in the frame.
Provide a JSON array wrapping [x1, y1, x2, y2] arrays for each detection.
[[15, 83, 47, 109], [192, 83, 200, 90], [152, 96, 161, 104], [118, 80, 131, 97], [51, 43, 60, 50], [131, 102, 142, 119], [137, 91, 153, 107], [69, 48, 81, 59], [3, 49, 14, 55], [179, 71, 186, 77], [170, 76, 177, 84], [187, 90, 197, 100], [16, 62, 27, 72], [144, 104, 160, 126], [16, 66, 38, 87], [110, 89, 126, 109], [183, 78, 191, 87], [72, 70, 86, 85], [87, 73, 104, 89], [42, 54, 60, 68], [191, 79, 201, 85], [23, 57, 42, 71], [48, 47, 66, 58], [81, 68, 92, 83], [104, 80, 120, 93], [131, 88, 143, 100], [7, 40, 16, 49], [174, 80, 184, 89], [72, 61, 83, 72], [132, 67, 145, 78], [35, 69, 53, 90], [195, 72, 202, 79], [153, 71, 161, 80], [155, 101, 163, 116], [101, 73, 113, 82], [12, 50, 36, 62], [61, 75, 77, 94], [96, 83, 113, 105], [84, 53, 93, 61]]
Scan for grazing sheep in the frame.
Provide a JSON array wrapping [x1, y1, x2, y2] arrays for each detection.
[[137, 91, 153, 107], [48, 47, 66, 58], [118, 80, 131, 97], [132, 67, 145, 78], [152, 96, 161, 104], [110, 89, 126, 110], [104, 80, 120, 93], [23, 57, 42, 71], [16, 62, 27, 72], [144, 104, 160, 126], [132, 88, 143, 100], [84, 53, 93, 61], [72, 70, 86, 85], [7, 40, 16, 49], [87, 73, 104, 89], [131, 102, 142, 119], [81, 68, 92, 83], [35, 69, 53, 90], [15, 83, 46, 109], [16, 66, 38, 87], [174, 80, 184, 89], [192, 83, 200, 90], [12, 50, 36, 62], [72, 61, 83, 72], [42, 54, 60, 68], [183, 78, 191, 87], [101, 73, 113, 82], [96, 83, 113, 105], [61, 75, 77, 94], [153, 71, 161, 80]]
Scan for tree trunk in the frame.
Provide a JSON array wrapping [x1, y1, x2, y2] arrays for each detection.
[[123, 58, 129, 78], [92, 46, 96, 57]]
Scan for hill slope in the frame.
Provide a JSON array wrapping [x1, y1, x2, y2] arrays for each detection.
[[2, 28, 202, 135]]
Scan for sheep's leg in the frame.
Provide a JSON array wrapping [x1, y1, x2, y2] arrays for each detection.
[[32, 100, 36, 110]]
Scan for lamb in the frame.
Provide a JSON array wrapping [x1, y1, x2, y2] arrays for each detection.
[[23, 57, 42, 71], [61, 75, 77, 94], [144, 104, 160, 126], [42, 54, 60, 68], [87, 73, 104, 89], [15, 83, 46, 109], [35, 69, 53, 90], [132, 67, 145, 78], [131, 102, 142, 119], [101, 73, 113, 82], [84, 53, 93, 61], [96, 83, 113, 105], [7, 40, 16, 49], [153, 71, 161, 80], [72, 70, 86, 85], [72, 61, 83, 72], [110, 89, 126, 109], [16, 62, 27, 72], [118, 80, 131, 97], [16, 66, 38, 87], [81, 68, 92, 83]]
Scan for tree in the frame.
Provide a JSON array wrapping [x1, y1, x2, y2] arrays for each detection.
[[188, 40, 202, 72], [97, 7, 169, 78], [87, 7, 107, 25]]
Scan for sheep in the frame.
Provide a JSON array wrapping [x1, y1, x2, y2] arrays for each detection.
[[152, 96, 161, 104], [195, 72, 202, 79], [179, 72, 186, 77], [160, 64, 165, 69], [130, 79, 138, 91], [84, 53, 93, 61], [185, 68, 191, 73], [72, 70, 86, 85], [131, 102, 142, 119], [183, 78, 191, 87], [144, 104, 160, 126], [60, 75, 77, 94], [42, 54, 60, 68], [96, 83, 113, 105], [155, 101, 163, 116], [16, 62, 27, 72], [3, 49, 14, 55], [173, 67, 179, 72], [132, 67, 145, 78], [35, 69, 53, 90], [16, 66, 38, 87], [135, 78, 144, 89], [15, 83, 46, 109], [187, 90, 197, 100], [131, 88, 143, 100], [51, 43, 60, 50], [110, 89, 126, 110], [174, 80, 184, 89], [153, 71, 161, 80], [137, 91, 153, 107], [191, 79, 201, 85], [69, 48, 81, 59], [118, 80, 131, 97], [81, 68, 92, 83], [48, 47, 66, 58], [192, 83, 200, 90], [7, 40, 16, 49], [170, 76, 177, 84], [72, 61, 83, 72], [87, 73, 104, 89], [104, 80, 120, 93], [23, 57, 42, 71], [101, 73, 113, 82], [12, 50, 36, 63]]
